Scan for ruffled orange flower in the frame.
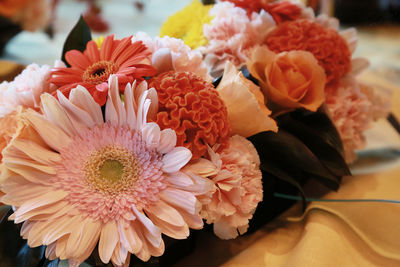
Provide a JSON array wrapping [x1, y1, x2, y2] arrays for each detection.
[[50, 35, 156, 105], [149, 71, 231, 160], [265, 19, 351, 86]]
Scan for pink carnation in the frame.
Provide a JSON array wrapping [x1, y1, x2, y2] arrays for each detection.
[[203, 2, 276, 77], [184, 135, 263, 239], [133, 32, 211, 82], [0, 63, 53, 117], [359, 82, 391, 120], [326, 76, 373, 162]]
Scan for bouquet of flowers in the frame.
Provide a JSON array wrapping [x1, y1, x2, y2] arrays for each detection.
[[0, 0, 391, 266]]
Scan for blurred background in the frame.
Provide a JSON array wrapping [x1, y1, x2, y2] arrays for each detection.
[[0, 0, 399, 85]]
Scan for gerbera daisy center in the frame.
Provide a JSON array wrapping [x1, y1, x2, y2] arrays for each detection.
[[83, 60, 118, 84], [84, 145, 141, 195], [99, 159, 124, 182]]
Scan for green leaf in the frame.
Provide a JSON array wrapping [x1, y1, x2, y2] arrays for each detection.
[[61, 16, 92, 67], [277, 109, 351, 177], [248, 130, 340, 191], [285, 108, 344, 153]]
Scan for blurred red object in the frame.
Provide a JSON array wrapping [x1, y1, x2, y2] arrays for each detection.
[[82, 0, 109, 32]]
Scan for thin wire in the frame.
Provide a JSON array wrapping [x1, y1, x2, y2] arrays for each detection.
[[274, 193, 400, 204]]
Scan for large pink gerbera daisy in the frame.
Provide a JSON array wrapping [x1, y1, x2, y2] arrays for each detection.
[[0, 75, 210, 266], [50, 35, 156, 106]]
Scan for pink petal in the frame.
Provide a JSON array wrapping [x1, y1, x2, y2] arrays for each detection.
[[99, 220, 119, 264], [152, 48, 174, 74], [57, 91, 96, 128], [165, 172, 194, 189], [45, 243, 57, 260], [157, 129, 177, 154], [106, 75, 126, 126], [146, 200, 185, 227], [12, 139, 61, 165], [160, 188, 199, 215], [124, 83, 137, 129], [213, 219, 239, 240], [27, 220, 52, 247], [69, 86, 103, 125], [14, 200, 67, 224], [141, 122, 161, 149], [147, 212, 189, 239], [14, 190, 67, 219], [118, 221, 143, 254], [132, 206, 162, 248], [111, 243, 129, 266], [56, 235, 69, 260], [182, 158, 219, 177], [175, 208, 204, 229], [24, 110, 71, 151], [42, 216, 78, 245], [68, 217, 101, 262], [162, 147, 192, 173]]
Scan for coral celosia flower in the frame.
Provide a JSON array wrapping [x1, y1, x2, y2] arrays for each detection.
[[50, 35, 156, 106], [184, 135, 263, 239], [132, 32, 211, 82], [0, 63, 53, 117], [149, 71, 231, 160], [265, 19, 351, 86], [0, 75, 210, 265], [160, 0, 213, 49], [203, 2, 275, 77]]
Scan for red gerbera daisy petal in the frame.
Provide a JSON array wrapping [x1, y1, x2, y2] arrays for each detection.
[[50, 35, 156, 105]]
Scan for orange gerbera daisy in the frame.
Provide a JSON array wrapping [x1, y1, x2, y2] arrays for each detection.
[[50, 35, 156, 105]]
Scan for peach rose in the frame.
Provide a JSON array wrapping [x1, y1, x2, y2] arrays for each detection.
[[247, 46, 326, 112], [216, 61, 277, 137]]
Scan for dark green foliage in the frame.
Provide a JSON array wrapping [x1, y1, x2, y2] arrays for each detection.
[[61, 16, 92, 67]]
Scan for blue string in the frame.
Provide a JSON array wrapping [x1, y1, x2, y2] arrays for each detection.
[[273, 193, 400, 204]]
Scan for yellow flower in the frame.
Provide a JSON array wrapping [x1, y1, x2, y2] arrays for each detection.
[[93, 35, 104, 48], [160, 0, 213, 49]]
